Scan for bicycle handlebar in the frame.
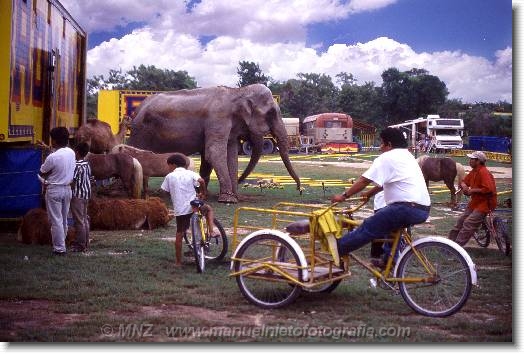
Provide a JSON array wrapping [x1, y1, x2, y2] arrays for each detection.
[[330, 197, 369, 215]]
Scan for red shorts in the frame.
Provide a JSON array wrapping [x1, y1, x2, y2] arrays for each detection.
[[175, 213, 192, 233]]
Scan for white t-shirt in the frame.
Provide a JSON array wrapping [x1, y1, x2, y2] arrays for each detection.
[[40, 147, 76, 185], [363, 149, 430, 207], [161, 167, 201, 216], [373, 190, 386, 211]]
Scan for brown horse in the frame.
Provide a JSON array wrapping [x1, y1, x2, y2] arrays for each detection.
[[86, 152, 143, 199], [111, 144, 195, 196], [417, 155, 465, 208], [75, 116, 131, 153]]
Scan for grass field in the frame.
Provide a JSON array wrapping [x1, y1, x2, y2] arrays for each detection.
[[0, 153, 513, 342]]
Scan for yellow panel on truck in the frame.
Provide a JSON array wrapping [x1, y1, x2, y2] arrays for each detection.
[[98, 90, 160, 134]]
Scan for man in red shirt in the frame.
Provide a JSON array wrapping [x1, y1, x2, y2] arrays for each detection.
[[449, 151, 497, 246]]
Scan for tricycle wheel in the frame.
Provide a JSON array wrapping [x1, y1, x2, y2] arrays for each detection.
[[233, 233, 302, 309], [303, 280, 342, 293]]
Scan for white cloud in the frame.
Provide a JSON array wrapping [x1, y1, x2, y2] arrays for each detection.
[[65, 0, 511, 103], [87, 31, 511, 103]]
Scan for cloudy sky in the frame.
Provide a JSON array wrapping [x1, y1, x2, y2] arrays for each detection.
[[61, 0, 514, 103]]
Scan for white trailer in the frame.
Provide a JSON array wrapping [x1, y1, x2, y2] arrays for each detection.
[[389, 114, 464, 152]]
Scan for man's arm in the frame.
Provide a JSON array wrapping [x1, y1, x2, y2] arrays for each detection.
[[361, 185, 383, 201], [331, 176, 373, 203]]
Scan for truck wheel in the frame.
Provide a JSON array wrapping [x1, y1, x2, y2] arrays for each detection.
[[262, 139, 274, 154]]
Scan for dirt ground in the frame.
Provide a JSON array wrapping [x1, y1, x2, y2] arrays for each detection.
[[1, 158, 512, 342]]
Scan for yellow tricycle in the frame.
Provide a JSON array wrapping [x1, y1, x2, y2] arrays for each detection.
[[229, 200, 477, 317]]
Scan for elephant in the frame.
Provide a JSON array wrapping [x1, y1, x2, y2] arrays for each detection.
[[127, 84, 301, 203]]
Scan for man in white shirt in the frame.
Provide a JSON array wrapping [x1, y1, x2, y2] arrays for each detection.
[[39, 127, 76, 255], [161, 154, 207, 266], [331, 128, 430, 262]]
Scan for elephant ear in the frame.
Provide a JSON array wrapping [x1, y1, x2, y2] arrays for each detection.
[[233, 97, 254, 128]]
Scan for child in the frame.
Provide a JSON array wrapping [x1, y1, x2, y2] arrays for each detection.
[[161, 154, 207, 266], [39, 127, 76, 255], [70, 142, 92, 252]]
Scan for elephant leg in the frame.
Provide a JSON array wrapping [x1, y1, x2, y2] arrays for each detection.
[[205, 143, 238, 203], [227, 141, 239, 197]]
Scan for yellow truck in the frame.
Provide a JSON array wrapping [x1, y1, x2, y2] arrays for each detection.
[[0, 0, 87, 218], [97, 89, 160, 134]]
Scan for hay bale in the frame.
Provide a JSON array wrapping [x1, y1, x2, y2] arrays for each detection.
[[88, 197, 172, 230], [17, 208, 75, 245]]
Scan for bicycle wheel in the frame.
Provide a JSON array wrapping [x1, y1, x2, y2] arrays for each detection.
[[473, 221, 490, 247], [233, 233, 302, 309], [397, 241, 472, 317], [493, 217, 511, 256], [190, 214, 205, 273], [204, 218, 228, 261]]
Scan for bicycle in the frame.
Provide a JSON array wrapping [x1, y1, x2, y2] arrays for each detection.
[[183, 199, 228, 273], [230, 199, 477, 317], [473, 211, 511, 256]]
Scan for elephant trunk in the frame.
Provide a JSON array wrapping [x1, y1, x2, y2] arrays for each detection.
[[238, 134, 263, 183], [274, 128, 301, 191]]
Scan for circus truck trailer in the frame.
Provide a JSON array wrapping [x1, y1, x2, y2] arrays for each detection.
[[97, 89, 159, 135], [0, 0, 87, 218], [389, 114, 464, 152], [302, 112, 360, 153]]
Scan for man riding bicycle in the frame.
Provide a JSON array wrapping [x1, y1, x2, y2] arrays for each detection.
[[331, 127, 431, 265]]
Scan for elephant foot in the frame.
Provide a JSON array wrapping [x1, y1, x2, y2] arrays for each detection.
[[218, 192, 238, 204]]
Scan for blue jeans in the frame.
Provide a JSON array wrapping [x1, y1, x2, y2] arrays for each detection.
[[337, 203, 429, 256]]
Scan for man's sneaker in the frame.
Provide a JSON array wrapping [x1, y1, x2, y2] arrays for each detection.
[[52, 251, 66, 256]]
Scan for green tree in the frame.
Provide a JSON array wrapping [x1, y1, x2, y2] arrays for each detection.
[[437, 99, 467, 118], [85, 65, 197, 118], [338, 79, 383, 127], [236, 61, 270, 87], [380, 67, 448, 125], [461, 102, 512, 137], [126, 65, 197, 90], [281, 73, 338, 118]]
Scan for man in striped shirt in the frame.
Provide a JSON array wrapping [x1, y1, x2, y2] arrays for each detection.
[[70, 142, 92, 252]]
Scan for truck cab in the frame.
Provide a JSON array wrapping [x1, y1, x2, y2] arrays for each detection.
[[426, 116, 464, 151]]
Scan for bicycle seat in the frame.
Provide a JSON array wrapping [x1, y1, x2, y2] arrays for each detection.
[[190, 199, 205, 208], [285, 219, 310, 235]]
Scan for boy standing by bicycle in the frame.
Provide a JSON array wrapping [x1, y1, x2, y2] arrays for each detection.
[[161, 154, 207, 266]]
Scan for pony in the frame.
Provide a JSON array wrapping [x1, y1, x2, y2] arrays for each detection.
[[111, 144, 195, 196], [86, 152, 143, 199], [417, 155, 465, 208], [75, 116, 131, 153]]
